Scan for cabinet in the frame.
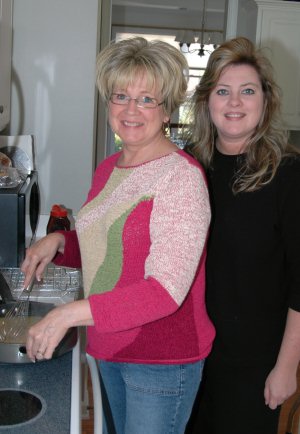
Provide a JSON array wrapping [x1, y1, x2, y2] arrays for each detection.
[[255, 1, 300, 130], [0, 0, 13, 132], [226, 0, 300, 130]]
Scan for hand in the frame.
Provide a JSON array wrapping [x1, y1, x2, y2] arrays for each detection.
[[264, 365, 297, 410], [21, 233, 65, 288], [26, 304, 69, 362], [26, 300, 94, 362]]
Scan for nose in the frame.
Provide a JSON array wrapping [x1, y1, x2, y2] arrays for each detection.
[[126, 98, 139, 113], [228, 92, 241, 106]]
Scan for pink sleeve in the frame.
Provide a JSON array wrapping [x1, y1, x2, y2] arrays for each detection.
[[89, 276, 178, 333], [53, 230, 82, 268]]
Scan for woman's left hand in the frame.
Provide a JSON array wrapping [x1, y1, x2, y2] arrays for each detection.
[[26, 304, 70, 362], [264, 365, 297, 410], [26, 299, 94, 362]]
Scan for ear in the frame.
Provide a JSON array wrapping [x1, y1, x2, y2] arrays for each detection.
[[163, 115, 170, 124]]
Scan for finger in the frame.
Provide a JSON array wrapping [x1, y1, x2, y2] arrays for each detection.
[[23, 259, 47, 288], [22, 258, 40, 288], [35, 350, 45, 360], [23, 271, 36, 289], [264, 386, 270, 405], [43, 345, 56, 360], [35, 260, 49, 282], [268, 398, 278, 410], [26, 335, 36, 362], [26, 323, 47, 360], [38, 333, 59, 360]]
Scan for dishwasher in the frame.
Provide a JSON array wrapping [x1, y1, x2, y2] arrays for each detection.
[[0, 265, 82, 363]]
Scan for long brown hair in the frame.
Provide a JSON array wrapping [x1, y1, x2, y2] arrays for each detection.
[[186, 37, 298, 193]]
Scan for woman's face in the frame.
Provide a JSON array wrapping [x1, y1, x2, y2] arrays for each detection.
[[108, 74, 169, 150], [208, 63, 264, 154]]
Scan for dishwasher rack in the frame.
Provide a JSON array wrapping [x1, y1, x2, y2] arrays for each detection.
[[0, 265, 83, 305]]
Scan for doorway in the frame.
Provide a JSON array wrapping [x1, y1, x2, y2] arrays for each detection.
[[95, 0, 228, 164]]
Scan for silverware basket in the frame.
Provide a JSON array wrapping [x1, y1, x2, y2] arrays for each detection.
[[0, 265, 83, 363]]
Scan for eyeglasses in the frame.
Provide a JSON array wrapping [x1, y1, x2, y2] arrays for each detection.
[[110, 93, 164, 109]]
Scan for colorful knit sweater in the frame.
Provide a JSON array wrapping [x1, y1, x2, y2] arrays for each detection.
[[55, 150, 215, 364]]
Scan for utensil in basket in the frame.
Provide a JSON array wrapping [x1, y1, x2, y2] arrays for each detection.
[[1, 279, 35, 341]]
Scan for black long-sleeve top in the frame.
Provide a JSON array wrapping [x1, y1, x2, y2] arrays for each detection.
[[206, 149, 300, 366]]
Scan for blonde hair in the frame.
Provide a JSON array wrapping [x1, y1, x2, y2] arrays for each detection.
[[186, 37, 298, 193], [96, 36, 188, 116]]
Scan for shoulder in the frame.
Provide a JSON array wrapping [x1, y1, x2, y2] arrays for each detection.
[[87, 152, 121, 200], [95, 152, 120, 171], [177, 149, 205, 170], [278, 153, 300, 181], [92, 152, 120, 180], [274, 154, 300, 206], [174, 150, 207, 182], [153, 151, 209, 199]]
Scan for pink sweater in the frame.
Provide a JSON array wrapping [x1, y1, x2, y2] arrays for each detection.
[[55, 150, 215, 364]]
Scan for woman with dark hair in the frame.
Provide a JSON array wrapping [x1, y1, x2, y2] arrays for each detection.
[[186, 37, 300, 434]]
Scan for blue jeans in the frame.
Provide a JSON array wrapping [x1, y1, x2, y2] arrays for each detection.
[[98, 359, 205, 434]]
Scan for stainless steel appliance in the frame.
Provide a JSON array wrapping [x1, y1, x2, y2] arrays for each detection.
[[0, 170, 39, 267], [0, 265, 82, 363], [0, 135, 40, 267]]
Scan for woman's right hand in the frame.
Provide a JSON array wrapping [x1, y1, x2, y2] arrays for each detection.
[[21, 232, 66, 288]]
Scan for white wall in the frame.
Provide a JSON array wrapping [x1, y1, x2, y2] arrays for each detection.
[[9, 0, 100, 215], [0, 0, 13, 132]]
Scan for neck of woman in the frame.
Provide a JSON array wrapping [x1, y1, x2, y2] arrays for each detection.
[[216, 138, 247, 156], [118, 138, 178, 167]]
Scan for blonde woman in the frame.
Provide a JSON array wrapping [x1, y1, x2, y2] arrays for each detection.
[[22, 37, 215, 434]]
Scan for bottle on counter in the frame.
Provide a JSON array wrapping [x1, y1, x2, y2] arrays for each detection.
[[46, 204, 71, 234]]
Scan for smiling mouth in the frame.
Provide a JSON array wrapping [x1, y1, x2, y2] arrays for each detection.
[[225, 113, 245, 119], [123, 120, 143, 127]]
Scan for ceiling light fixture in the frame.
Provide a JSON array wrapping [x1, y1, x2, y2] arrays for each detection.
[[174, 0, 223, 57]]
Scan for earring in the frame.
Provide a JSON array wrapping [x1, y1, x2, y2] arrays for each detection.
[[162, 120, 171, 136]]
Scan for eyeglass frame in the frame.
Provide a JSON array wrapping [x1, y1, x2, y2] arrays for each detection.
[[109, 93, 164, 109]]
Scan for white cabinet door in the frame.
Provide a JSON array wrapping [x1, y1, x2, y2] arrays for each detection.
[[0, 0, 13, 132], [256, 1, 300, 130]]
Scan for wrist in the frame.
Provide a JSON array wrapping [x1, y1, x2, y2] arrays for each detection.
[[59, 300, 93, 328], [48, 232, 65, 253], [275, 358, 299, 376]]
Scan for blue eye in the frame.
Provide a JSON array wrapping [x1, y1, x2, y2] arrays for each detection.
[[142, 96, 155, 104], [116, 93, 127, 100], [242, 88, 255, 95], [216, 89, 228, 96]]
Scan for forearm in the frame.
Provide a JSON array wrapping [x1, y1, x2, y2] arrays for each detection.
[[275, 308, 300, 374], [264, 308, 300, 409], [62, 299, 94, 328]]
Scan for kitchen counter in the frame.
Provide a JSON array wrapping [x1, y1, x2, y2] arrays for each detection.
[[0, 338, 81, 434]]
